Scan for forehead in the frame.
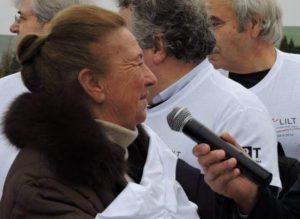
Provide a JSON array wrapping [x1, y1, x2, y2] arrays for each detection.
[[92, 27, 143, 63], [108, 28, 142, 59], [19, 0, 34, 14], [206, 0, 234, 15], [206, 0, 233, 11]]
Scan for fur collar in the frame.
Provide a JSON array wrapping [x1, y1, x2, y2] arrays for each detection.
[[4, 90, 127, 188]]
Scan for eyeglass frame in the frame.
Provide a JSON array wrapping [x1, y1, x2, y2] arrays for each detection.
[[14, 13, 39, 24]]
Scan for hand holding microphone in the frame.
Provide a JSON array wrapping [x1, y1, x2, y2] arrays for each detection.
[[167, 107, 272, 187]]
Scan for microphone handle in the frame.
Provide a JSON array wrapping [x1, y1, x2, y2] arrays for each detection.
[[184, 118, 272, 187]]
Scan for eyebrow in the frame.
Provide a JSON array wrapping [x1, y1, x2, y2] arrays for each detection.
[[209, 16, 221, 21], [17, 10, 26, 17], [18, 10, 34, 16]]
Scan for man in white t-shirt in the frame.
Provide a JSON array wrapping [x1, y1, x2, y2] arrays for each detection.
[[205, 0, 300, 160], [118, 0, 281, 192], [0, 0, 93, 199]]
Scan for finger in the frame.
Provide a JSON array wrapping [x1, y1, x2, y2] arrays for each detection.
[[205, 158, 237, 182], [207, 167, 241, 194], [192, 143, 210, 156], [220, 132, 243, 151], [198, 149, 226, 172]]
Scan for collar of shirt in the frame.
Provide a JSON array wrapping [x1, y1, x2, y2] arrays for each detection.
[[151, 60, 208, 105]]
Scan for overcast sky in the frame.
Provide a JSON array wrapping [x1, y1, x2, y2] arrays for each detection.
[[0, 0, 299, 35]]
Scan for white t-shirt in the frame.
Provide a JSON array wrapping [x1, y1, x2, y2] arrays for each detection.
[[0, 72, 27, 198], [145, 59, 281, 188], [221, 50, 300, 160], [96, 125, 199, 219]]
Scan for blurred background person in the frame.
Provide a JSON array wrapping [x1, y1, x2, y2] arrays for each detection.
[[0, 0, 93, 199], [117, 0, 134, 25], [0, 5, 218, 219]]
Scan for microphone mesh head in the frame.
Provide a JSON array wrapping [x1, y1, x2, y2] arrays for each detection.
[[167, 107, 192, 131]]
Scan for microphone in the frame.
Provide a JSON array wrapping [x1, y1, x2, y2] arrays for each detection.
[[167, 107, 272, 187]]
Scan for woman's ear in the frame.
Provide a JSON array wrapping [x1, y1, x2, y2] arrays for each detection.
[[78, 68, 106, 103]]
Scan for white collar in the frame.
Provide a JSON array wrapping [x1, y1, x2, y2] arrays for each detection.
[[152, 59, 210, 105]]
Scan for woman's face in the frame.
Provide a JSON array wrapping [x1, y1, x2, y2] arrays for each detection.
[[94, 27, 157, 130]]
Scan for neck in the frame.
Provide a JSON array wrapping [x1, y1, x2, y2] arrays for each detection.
[[230, 40, 276, 74], [95, 119, 138, 159], [148, 57, 199, 103]]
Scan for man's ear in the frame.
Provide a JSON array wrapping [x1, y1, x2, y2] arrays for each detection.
[[250, 14, 262, 38], [78, 68, 106, 103], [152, 34, 167, 65]]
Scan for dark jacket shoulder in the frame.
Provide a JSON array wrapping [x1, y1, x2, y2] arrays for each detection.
[[0, 92, 126, 218], [0, 147, 108, 219]]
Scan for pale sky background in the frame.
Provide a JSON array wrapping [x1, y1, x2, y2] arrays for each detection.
[[0, 0, 299, 35]]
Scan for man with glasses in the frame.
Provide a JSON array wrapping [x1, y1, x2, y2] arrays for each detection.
[[205, 0, 300, 198], [0, 0, 93, 199], [10, 0, 45, 35]]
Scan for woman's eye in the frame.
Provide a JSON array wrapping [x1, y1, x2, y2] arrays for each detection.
[[208, 18, 223, 28]]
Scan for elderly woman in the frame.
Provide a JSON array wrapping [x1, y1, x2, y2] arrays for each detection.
[[0, 5, 213, 219]]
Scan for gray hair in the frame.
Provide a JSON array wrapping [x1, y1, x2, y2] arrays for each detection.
[[15, 0, 94, 23], [130, 0, 215, 63], [230, 0, 283, 43]]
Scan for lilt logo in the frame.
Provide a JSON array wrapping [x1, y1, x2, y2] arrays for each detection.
[[272, 117, 300, 137], [172, 150, 181, 157], [273, 118, 296, 126]]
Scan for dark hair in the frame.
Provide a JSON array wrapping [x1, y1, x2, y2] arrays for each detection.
[[130, 0, 215, 63], [18, 5, 125, 94], [118, 0, 133, 7]]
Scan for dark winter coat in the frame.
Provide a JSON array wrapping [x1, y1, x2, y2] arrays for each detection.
[[0, 91, 217, 219]]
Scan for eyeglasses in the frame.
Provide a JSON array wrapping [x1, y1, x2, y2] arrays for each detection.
[[14, 15, 20, 23], [14, 13, 36, 24], [15, 14, 26, 24]]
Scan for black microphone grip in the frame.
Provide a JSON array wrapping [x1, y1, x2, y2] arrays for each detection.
[[184, 118, 272, 187]]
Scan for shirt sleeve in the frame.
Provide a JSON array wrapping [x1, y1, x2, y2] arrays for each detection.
[[248, 177, 300, 219], [215, 107, 281, 188]]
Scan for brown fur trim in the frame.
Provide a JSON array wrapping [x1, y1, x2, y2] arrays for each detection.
[[4, 90, 126, 188]]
